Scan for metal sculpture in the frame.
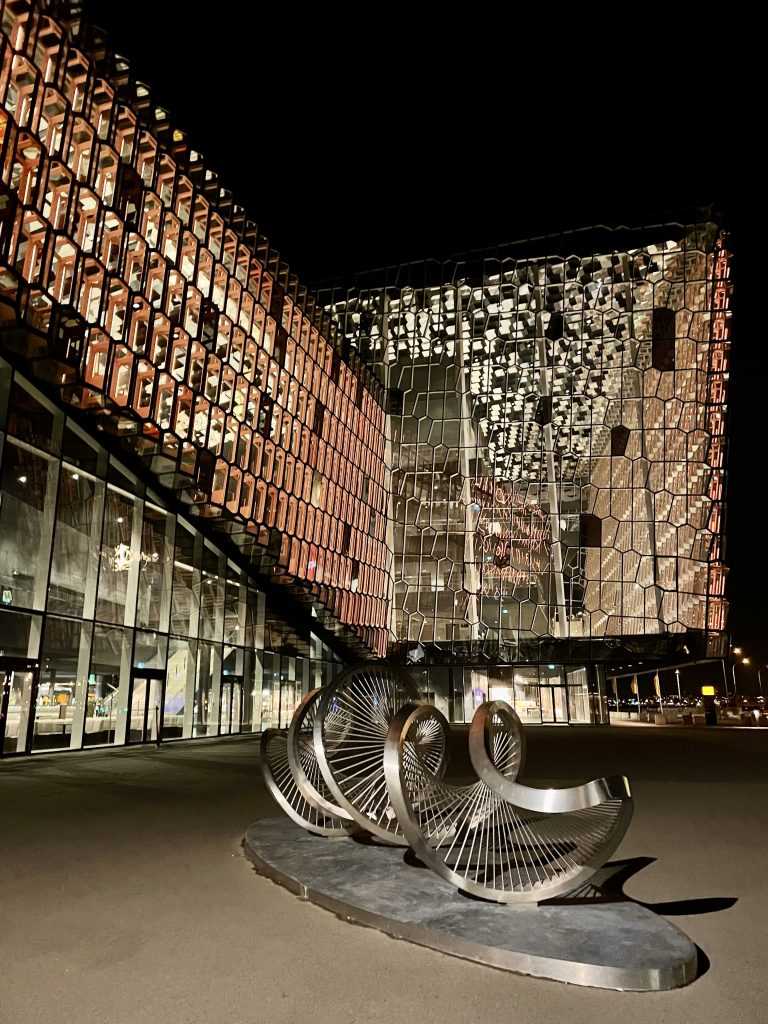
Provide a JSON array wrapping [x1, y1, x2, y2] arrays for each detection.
[[261, 666, 633, 903], [260, 689, 351, 836], [313, 664, 425, 844], [384, 701, 633, 903]]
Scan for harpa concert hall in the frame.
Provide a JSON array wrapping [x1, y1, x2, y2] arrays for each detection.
[[0, 0, 732, 756]]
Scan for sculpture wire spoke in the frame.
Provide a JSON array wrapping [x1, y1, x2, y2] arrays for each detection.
[[287, 689, 353, 822], [384, 701, 633, 903], [260, 669, 633, 903], [260, 728, 350, 837], [313, 664, 426, 844]]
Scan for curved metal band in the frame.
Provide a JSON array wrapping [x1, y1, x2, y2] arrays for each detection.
[[287, 689, 352, 821], [469, 700, 631, 813], [385, 702, 634, 902], [313, 664, 422, 844], [467, 700, 526, 782], [260, 728, 349, 837]]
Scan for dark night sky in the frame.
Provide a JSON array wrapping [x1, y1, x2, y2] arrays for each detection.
[[87, 5, 762, 679]]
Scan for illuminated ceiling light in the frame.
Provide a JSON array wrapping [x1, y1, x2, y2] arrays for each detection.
[[17, 475, 27, 484]]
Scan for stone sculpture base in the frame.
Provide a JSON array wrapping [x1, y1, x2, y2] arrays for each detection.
[[243, 818, 698, 992]]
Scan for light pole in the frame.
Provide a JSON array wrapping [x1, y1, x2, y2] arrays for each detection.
[[675, 668, 682, 702], [731, 646, 743, 698]]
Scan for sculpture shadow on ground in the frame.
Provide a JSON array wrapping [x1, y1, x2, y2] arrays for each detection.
[[539, 855, 737, 982], [539, 856, 738, 916]]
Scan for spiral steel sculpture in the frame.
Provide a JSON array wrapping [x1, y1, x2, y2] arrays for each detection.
[[384, 702, 632, 903], [260, 666, 633, 902], [260, 689, 350, 837], [313, 665, 424, 844]]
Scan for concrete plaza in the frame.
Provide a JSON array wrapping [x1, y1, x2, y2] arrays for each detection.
[[1, 726, 765, 1024]]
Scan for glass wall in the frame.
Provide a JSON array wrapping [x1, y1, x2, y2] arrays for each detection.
[[0, 360, 343, 758], [412, 662, 606, 725]]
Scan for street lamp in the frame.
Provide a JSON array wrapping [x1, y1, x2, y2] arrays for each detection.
[[675, 668, 682, 702]]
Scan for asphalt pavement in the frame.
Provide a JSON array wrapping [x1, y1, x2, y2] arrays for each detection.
[[1, 725, 766, 1024]]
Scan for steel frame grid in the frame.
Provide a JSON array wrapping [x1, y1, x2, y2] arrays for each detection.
[[0, 0, 391, 656]]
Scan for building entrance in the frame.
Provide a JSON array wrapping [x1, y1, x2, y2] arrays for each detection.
[[128, 672, 165, 744], [0, 659, 39, 756], [540, 685, 569, 724], [219, 677, 243, 735]]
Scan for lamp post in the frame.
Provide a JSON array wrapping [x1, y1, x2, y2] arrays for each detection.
[[731, 646, 744, 698], [675, 668, 682, 702]]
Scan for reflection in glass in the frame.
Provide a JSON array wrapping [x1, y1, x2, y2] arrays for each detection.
[[194, 640, 219, 736], [62, 421, 105, 475], [5, 376, 59, 453], [85, 623, 131, 746], [34, 615, 91, 751], [129, 676, 163, 743], [133, 630, 168, 670], [240, 648, 260, 733], [48, 465, 104, 617], [223, 575, 243, 645], [166, 636, 195, 739], [200, 545, 224, 642], [0, 607, 39, 658], [0, 438, 58, 610], [136, 503, 174, 631], [0, 365, 315, 757], [260, 651, 277, 730], [95, 486, 139, 625], [2, 669, 35, 754], [170, 523, 199, 637], [567, 668, 591, 723]]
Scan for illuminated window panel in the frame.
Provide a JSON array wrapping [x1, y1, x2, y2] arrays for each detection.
[[0, 2, 391, 656], [323, 226, 731, 665]]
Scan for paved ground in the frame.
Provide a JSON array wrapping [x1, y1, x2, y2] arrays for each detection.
[[1, 726, 766, 1024]]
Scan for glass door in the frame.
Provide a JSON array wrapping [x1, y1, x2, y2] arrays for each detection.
[[540, 685, 569, 723], [219, 680, 232, 735], [219, 677, 243, 735], [1, 660, 38, 756], [128, 673, 165, 744], [540, 685, 554, 723]]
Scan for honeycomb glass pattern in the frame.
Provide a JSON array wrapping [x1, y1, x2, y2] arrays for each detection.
[[324, 224, 731, 660], [0, 1, 390, 656]]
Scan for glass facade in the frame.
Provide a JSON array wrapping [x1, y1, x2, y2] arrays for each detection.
[[323, 227, 731, 672], [0, 2, 733, 742], [406, 662, 607, 727], [0, 359, 341, 757], [0, 1, 390, 657]]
